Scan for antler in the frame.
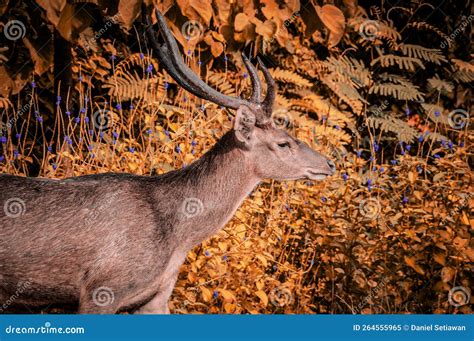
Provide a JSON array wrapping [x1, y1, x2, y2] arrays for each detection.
[[143, 7, 276, 125]]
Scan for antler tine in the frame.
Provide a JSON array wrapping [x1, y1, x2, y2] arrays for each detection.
[[241, 53, 261, 103], [151, 10, 255, 110], [257, 57, 276, 116]]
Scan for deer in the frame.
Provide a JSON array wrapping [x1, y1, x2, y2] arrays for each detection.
[[0, 8, 336, 314]]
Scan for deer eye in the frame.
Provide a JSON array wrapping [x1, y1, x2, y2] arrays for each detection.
[[277, 141, 291, 149]]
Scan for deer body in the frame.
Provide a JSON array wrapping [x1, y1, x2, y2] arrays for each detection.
[[0, 8, 335, 314]]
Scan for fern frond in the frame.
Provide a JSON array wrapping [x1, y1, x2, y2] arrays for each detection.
[[427, 76, 454, 93], [313, 125, 352, 146], [115, 53, 159, 77], [270, 68, 312, 87], [103, 71, 165, 100], [371, 54, 425, 71], [406, 22, 450, 44], [367, 116, 418, 143], [369, 82, 424, 101], [451, 59, 474, 83], [0, 97, 13, 109], [398, 44, 447, 64], [321, 77, 366, 114], [207, 71, 238, 96], [323, 56, 371, 88], [421, 103, 449, 125]]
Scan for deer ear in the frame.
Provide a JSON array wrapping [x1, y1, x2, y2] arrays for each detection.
[[234, 106, 256, 144]]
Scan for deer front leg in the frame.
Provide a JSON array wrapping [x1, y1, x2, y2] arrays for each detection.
[[134, 271, 179, 314]]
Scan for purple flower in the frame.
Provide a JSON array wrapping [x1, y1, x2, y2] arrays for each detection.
[[89, 130, 94, 135], [405, 144, 411, 151], [113, 132, 119, 139], [84, 117, 90, 124], [191, 149, 195, 155], [379, 167, 384, 173], [175, 146, 181, 153], [116, 103, 122, 110], [356, 150, 362, 158], [416, 165, 423, 173], [187, 49, 191, 55], [367, 179, 373, 186], [79, 76, 83, 82], [0, 155, 4, 162], [402, 196, 408, 204], [373, 142, 379, 152], [47, 145, 53, 152], [198, 60, 202, 66], [64, 136, 72, 145], [111, 54, 116, 61], [52, 163, 58, 170], [321, 196, 327, 203], [66, 111, 71, 116], [322, 115, 327, 123], [183, 96, 188, 103], [205, 250, 210, 257], [13, 149, 18, 158], [222, 255, 228, 261], [391, 160, 397, 165], [88, 145, 93, 151], [199, 105, 205, 112], [441, 140, 446, 147], [334, 125, 341, 130], [400, 150, 406, 156], [405, 108, 411, 116], [164, 82, 169, 90], [460, 142, 464, 147], [164, 130, 170, 137], [99, 132, 104, 139], [37, 115, 43, 123], [129, 104, 134, 110], [139, 53, 144, 60], [243, 73, 248, 78], [224, 56, 228, 62], [15, 133, 21, 139], [434, 111, 440, 117], [74, 117, 80, 124], [31, 81, 37, 88], [447, 141, 453, 149], [418, 135, 424, 142], [129, 147, 135, 153], [369, 156, 375, 162], [434, 154, 440, 159], [80, 108, 86, 113], [1, 136, 7, 144], [212, 290, 219, 299], [146, 64, 153, 73], [146, 129, 152, 134], [342, 173, 348, 182], [191, 140, 197, 147]]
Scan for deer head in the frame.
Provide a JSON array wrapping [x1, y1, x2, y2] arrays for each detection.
[[144, 9, 336, 181]]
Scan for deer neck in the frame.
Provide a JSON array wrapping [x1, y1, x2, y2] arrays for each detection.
[[166, 132, 259, 249]]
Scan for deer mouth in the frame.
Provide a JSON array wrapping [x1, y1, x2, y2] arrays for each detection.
[[306, 170, 330, 181]]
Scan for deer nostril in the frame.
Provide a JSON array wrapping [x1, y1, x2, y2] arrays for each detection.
[[327, 159, 336, 173]]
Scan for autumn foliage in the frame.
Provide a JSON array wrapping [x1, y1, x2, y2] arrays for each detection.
[[0, 0, 472, 313]]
